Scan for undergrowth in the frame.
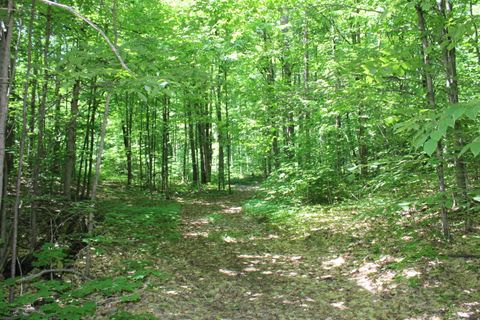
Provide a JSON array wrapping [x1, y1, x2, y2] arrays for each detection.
[[1, 190, 181, 319]]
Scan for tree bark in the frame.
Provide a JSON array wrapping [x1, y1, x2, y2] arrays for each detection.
[[416, 4, 450, 239], [437, 0, 469, 218], [10, 0, 34, 300], [161, 95, 170, 198], [0, 0, 15, 218], [64, 80, 81, 200], [30, 4, 51, 250], [215, 65, 225, 190], [188, 108, 199, 186], [86, 93, 112, 274], [122, 93, 133, 187], [470, 0, 480, 65]]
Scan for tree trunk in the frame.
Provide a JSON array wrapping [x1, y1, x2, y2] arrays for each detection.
[[215, 66, 225, 190], [470, 0, 480, 65], [64, 79, 81, 200], [0, 0, 15, 214], [86, 93, 112, 275], [10, 0, 33, 299], [50, 76, 62, 191], [438, 0, 469, 222], [416, 4, 450, 239], [188, 108, 199, 186], [161, 95, 170, 199], [122, 93, 133, 187], [85, 89, 98, 198]]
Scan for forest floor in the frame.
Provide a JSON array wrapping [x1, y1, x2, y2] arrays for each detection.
[[87, 184, 480, 320]]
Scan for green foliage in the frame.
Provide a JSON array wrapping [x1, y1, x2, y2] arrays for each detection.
[[33, 243, 70, 268], [68, 277, 141, 298], [37, 301, 96, 320], [97, 199, 182, 245], [398, 100, 480, 156], [262, 164, 351, 205], [243, 198, 301, 231]]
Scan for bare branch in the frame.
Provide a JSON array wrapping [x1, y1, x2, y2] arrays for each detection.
[[37, 0, 132, 74], [15, 268, 91, 283]]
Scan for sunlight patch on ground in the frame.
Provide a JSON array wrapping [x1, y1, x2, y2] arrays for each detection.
[[183, 231, 209, 238], [347, 256, 410, 293], [331, 301, 348, 310], [245, 291, 263, 301], [403, 268, 421, 278], [248, 234, 280, 241], [222, 206, 243, 214], [222, 235, 238, 243], [187, 218, 211, 226], [322, 256, 346, 269], [219, 269, 239, 276]]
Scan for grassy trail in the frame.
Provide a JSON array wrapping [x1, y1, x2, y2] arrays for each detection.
[[91, 185, 480, 320]]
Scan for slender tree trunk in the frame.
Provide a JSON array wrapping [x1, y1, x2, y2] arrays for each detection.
[[86, 91, 98, 198], [86, 93, 112, 275], [188, 108, 199, 186], [77, 87, 93, 199], [281, 14, 295, 160], [32, 0, 46, 251], [10, 0, 33, 299], [146, 103, 153, 189], [161, 95, 170, 199], [216, 66, 225, 190], [50, 76, 62, 191], [0, 0, 15, 213], [28, 72, 37, 159], [32, 5, 51, 192], [224, 68, 232, 193], [438, 1, 469, 225], [64, 79, 81, 200], [122, 93, 133, 187], [417, 4, 450, 239], [470, 0, 480, 65], [182, 118, 188, 183]]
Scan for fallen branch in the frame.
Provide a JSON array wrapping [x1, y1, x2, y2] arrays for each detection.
[[15, 269, 91, 283], [445, 254, 480, 259], [37, 0, 132, 74]]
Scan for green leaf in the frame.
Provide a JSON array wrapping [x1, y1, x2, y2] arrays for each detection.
[[469, 141, 480, 157], [430, 129, 445, 142], [464, 104, 480, 120], [423, 138, 437, 156], [120, 292, 141, 303]]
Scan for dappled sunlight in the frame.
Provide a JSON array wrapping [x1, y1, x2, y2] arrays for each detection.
[[185, 218, 211, 226], [228, 253, 306, 278], [247, 234, 280, 241], [222, 235, 238, 243], [183, 231, 209, 238], [244, 291, 263, 301], [222, 206, 243, 214], [331, 301, 348, 310], [403, 268, 421, 279], [347, 255, 412, 293], [219, 269, 239, 277], [322, 256, 346, 270]]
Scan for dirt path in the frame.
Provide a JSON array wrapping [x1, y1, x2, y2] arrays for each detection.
[[93, 186, 480, 320], [115, 187, 404, 319]]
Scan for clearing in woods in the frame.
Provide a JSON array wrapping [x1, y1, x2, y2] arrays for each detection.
[[90, 185, 479, 319]]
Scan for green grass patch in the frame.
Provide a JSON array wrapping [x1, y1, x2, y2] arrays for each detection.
[[243, 198, 302, 232], [97, 199, 182, 244]]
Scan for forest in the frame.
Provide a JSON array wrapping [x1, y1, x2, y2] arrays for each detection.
[[0, 0, 479, 318]]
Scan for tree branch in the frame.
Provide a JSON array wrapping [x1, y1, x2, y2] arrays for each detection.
[[37, 0, 132, 74], [15, 269, 91, 283]]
